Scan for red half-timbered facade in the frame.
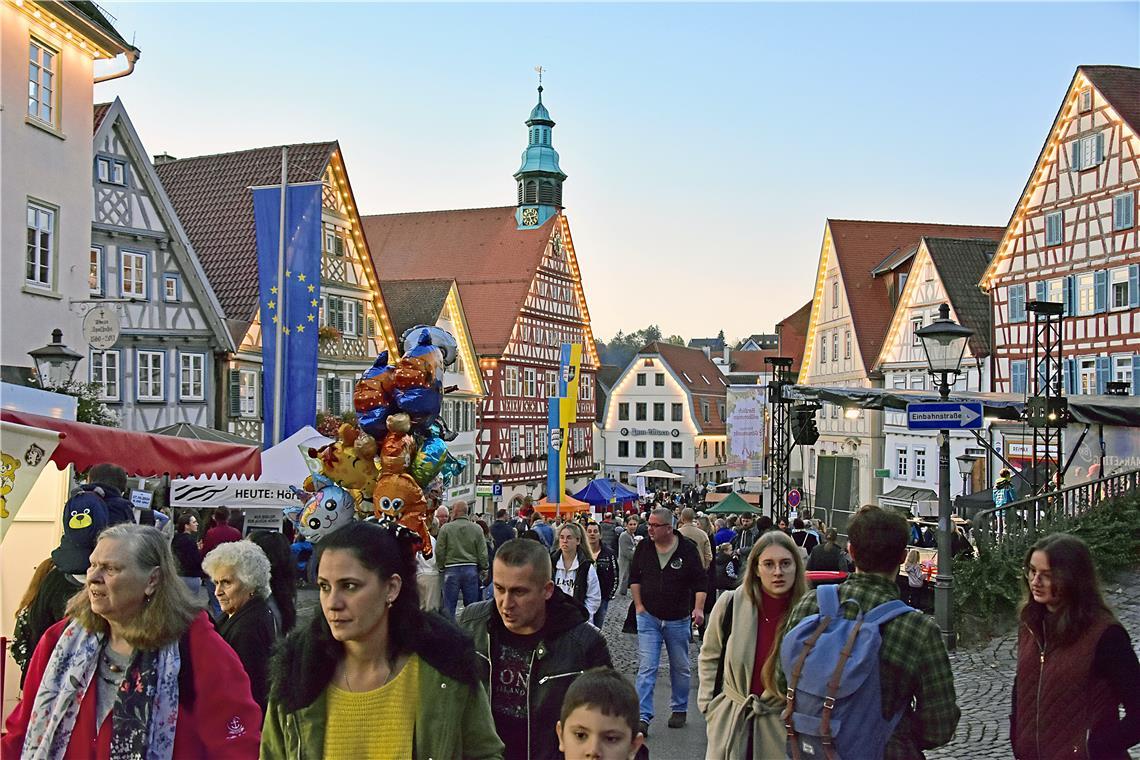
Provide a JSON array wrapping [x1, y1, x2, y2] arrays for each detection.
[[362, 207, 599, 505], [981, 66, 1140, 396]]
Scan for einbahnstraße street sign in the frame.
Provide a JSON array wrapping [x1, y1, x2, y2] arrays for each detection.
[[906, 401, 984, 430]]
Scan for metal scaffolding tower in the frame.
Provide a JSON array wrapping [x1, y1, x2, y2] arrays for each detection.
[[1026, 300, 1068, 506], [765, 357, 794, 521]]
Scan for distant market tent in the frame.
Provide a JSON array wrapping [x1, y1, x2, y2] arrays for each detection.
[[706, 491, 763, 515], [534, 493, 592, 516], [573, 478, 639, 506], [149, 422, 258, 446], [636, 469, 683, 481]]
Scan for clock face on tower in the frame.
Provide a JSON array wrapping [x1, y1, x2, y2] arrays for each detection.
[[521, 207, 539, 226]]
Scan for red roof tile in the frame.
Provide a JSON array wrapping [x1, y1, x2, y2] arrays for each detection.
[[362, 207, 555, 356], [777, 300, 812, 374], [1081, 65, 1140, 135], [155, 143, 336, 322], [827, 220, 1005, 374], [93, 102, 111, 134], [730, 349, 781, 374], [640, 341, 727, 434]]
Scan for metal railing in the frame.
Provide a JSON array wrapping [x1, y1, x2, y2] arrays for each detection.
[[973, 467, 1140, 547]]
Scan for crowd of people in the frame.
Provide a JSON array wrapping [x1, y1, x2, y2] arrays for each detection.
[[4, 468, 1137, 760]]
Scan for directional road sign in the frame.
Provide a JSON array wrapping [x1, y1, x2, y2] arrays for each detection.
[[906, 401, 984, 430]]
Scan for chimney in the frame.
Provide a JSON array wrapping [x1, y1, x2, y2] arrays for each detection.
[[153, 153, 177, 166], [723, 345, 731, 364], [702, 346, 711, 360]]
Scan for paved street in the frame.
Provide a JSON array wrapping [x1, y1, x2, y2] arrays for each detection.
[[298, 571, 1140, 760]]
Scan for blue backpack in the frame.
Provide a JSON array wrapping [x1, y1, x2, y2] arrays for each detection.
[[779, 583, 916, 760]]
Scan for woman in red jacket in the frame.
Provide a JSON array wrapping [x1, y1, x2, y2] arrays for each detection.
[[1011, 533, 1140, 759], [3, 523, 262, 759]]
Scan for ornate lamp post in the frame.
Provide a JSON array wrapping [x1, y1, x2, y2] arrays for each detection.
[[915, 303, 973, 651], [28, 329, 82, 389], [956, 454, 980, 501]]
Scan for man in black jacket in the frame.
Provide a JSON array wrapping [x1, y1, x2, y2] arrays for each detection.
[[459, 538, 612, 760], [491, 508, 517, 550], [630, 507, 707, 734]]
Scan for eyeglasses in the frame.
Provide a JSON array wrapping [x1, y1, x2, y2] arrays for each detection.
[[647, 522, 669, 529], [1025, 568, 1052, 582], [758, 559, 795, 573]]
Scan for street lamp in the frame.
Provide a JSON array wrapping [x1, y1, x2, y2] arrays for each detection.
[[915, 303, 973, 652], [956, 454, 979, 499], [28, 329, 83, 389]]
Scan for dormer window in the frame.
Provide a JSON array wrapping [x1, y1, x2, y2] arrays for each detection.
[[1078, 88, 1093, 113]]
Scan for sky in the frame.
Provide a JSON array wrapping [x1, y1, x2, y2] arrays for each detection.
[[95, 2, 1139, 344]]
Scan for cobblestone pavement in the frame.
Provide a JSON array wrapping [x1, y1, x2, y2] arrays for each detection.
[[299, 572, 1140, 760]]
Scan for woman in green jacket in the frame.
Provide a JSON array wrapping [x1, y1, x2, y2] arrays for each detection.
[[260, 521, 503, 760]]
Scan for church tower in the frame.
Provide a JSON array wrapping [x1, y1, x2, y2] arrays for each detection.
[[514, 83, 567, 229]]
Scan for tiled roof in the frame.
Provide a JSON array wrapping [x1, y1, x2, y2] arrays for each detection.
[[870, 243, 920, 275], [640, 341, 727, 434], [68, 1, 135, 51], [777, 300, 812, 374], [739, 333, 778, 348], [730, 349, 781, 374], [361, 207, 555, 356], [596, 364, 624, 392], [923, 237, 999, 357], [1081, 65, 1140, 135], [378, 278, 454, 339], [93, 102, 111, 134], [687, 337, 726, 351], [155, 143, 336, 322], [827, 220, 1005, 374]]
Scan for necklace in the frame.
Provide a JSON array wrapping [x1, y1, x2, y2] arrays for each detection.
[[343, 658, 393, 692]]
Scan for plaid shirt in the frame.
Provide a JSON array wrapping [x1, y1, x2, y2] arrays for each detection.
[[776, 573, 960, 760]]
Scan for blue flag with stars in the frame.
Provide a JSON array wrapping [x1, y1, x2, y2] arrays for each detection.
[[253, 183, 322, 448]]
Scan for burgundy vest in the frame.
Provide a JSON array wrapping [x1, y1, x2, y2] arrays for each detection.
[[1013, 612, 1117, 759]]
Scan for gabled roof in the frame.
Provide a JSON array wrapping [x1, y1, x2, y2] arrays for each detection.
[[822, 219, 1005, 375], [687, 337, 726, 351], [637, 341, 727, 434], [923, 237, 998, 357], [596, 364, 624, 393], [870, 243, 920, 275], [730, 350, 781, 374], [361, 207, 556, 356], [378, 278, 455, 339], [776, 300, 812, 374], [93, 98, 234, 352], [738, 333, 777, 349], [155, 142, 337, 323], [68, 1, 134, 51]]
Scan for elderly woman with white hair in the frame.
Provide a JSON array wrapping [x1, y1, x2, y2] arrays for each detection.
[[203, 539, 278, 709]]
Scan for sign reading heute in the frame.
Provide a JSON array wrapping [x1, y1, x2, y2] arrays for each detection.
[[83, 305, 121, 350]]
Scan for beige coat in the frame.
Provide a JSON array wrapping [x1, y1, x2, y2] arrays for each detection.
[[679, 523, 713, 568], [697, 588, 787, 760]]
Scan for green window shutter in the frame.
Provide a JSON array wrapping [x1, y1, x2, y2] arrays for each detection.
[[228, 369, 241, 417]]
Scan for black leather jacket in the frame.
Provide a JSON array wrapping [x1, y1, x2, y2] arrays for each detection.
[[459, 587, 612, 759]]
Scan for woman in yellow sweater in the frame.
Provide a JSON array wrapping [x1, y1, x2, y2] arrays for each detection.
[[260, 521, 504, 760]]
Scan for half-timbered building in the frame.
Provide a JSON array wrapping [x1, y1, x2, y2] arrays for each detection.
[[981, 66, 1140, 401], [363, 87, 599, 509], [156, 142, 398, 442], [87, 99, 233, 432], [798, 219, 1003, 526], [874, 237, 997, 513]]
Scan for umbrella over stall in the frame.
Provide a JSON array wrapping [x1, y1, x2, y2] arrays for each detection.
[[706, 491, 764, 515]]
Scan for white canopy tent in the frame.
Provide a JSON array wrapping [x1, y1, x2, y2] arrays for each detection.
[[637, 469, 683, 480]]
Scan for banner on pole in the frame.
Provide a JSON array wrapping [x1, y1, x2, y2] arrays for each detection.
[[726, 386, 764, 478], [547, 343, 583, 504], [0, 421, 62, 542]]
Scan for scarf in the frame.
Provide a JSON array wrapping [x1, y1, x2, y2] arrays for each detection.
[[21, 619, 180, 760]]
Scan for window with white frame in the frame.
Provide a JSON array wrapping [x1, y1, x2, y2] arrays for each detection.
[[655, 373, 664, 386], [911, 317, 923, 346], [636, 373, 646, 386], [1114, 193, 1135, 231], [1077, 273, 1096, 315], [523, 368, 536, 397], [96, 157, 127, 186], [672, 403, 683, 422], [1045, 211, 1064, 246], [671, 441, 682, 459], [1077, 132, 1105, 171], [1113, 355, 1133, 386], [121, 251, 147, 299], [653, 402, 665, 421], [820, 336, 827, 364], [239, 369, 258, 417], [1079, 88, 1093, 112], [136, 351, 165, 401], [179, 353, 205, 401], [1110, 267, 1129, 310], [164, 274, 180, 303], [1078, 358, 1096, 395], [581, 374, 593, 400], [524, 426, 535, 457], [28, 39, 57, 125], [89, 246, 104, 296], [636, 403, 647, 421], [831, 332, 838, 362], [26, 202, 54, 288], [1047, 278, 1063, 305], [618, 440, 629, 458], [914, 449, 927, 480], [635, 441, 646, 459], [545, 370, 557, 396], [618, 403, 629, 421], [831, 281, 838, 309], [90, 350, 120, 401], [510, 427, 520, 456], [503, 366, 520, 396], [342, 299, 359, 336], [339, 378, 354, 414], [316, 377, 325, 412], [896, 449, 908, 478], [845, 330, 851, 359], [909, 372, 926, 391]]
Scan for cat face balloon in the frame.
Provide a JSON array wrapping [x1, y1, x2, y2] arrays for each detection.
[[298, 475, 357, 542]]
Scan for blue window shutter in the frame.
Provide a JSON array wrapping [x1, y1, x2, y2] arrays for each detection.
[[1094, 270, 1108, 313], [1064, 358, 1077, 395], [1036, 280, 1047, 303], [1096, 356, 1111, 394], [1095, 132, 1104, 165], [1063, 276, 1076, 316], [1071, 141, 1081, 171], [1133, 355, 1140, 396], [1130, 265, 1139, 308], [1012, 360, 1027, 395]]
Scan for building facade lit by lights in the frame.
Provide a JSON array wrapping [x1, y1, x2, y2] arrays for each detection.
[[364, 85, 599, 511], [155, 143, 399, 442], [1, 0, 138, 378]]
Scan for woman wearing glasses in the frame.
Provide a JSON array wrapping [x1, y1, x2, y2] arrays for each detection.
[[697, 530, 807, 760], [1011, 533, 1139, 759]]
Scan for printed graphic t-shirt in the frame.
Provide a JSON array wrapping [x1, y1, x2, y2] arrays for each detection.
[[491, 627, 541, 760]]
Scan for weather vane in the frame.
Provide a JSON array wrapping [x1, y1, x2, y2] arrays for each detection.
[[535, 65, 545, 87]]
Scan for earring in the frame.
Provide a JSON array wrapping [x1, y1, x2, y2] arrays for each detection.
[[386, 598, 395, 608]]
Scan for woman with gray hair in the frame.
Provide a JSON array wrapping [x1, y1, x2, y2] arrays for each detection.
[[203, 540, 277, 709]]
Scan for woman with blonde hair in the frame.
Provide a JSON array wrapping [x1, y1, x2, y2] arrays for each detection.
[[698, 529, 807, 759], [3, 523, 261, 757]]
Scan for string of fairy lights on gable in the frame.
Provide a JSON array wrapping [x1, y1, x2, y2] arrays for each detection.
[[798, 225, 834, 383], [8, 0, 118, 59], [325, 151, 399, 355], [445, 284, 487, 397], [980, 71, 1130, 291], [556, 214, 600, 368]]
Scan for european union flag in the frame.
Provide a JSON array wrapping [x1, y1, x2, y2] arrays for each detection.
[[253, 183, 323, 448]]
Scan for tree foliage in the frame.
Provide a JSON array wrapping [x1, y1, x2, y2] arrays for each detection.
[[35, 380, 119, 427], [596, 325, 677, 368]]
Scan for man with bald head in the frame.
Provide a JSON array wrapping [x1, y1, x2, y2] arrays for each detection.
[[436, 499, 489, 619]]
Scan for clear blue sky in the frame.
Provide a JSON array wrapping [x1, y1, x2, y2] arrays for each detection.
[[96, 2, 1139, 344]]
